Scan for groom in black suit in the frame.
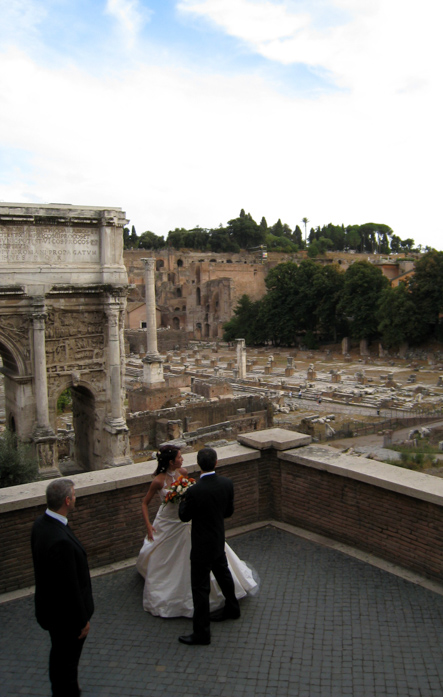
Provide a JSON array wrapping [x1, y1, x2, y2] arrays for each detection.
[[31, 479, 94, 697], [178, 447, 240, 645]]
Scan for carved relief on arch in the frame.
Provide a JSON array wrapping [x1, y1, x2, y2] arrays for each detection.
[[0, 313, 31, 338], [45, 308, 106, 370], [45, 308, 106, 340]]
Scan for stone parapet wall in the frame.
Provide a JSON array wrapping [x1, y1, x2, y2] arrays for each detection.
[[2, 429, 443, 594], [278, 444, 443, 582], [0, 444, 260, 594]]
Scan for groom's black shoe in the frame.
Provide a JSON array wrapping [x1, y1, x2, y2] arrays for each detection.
[[178, 633, 211, 646], [210, 608, 241, 622]]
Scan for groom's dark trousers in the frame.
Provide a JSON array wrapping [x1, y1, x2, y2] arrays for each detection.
[[179, 472, 240, 639]]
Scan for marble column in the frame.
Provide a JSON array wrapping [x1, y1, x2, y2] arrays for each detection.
[[141, 258, 164, 386], [105, 300, 126, 429], [32, 302, 57, 472], [236, 338, 247, 379], [32, 309, 51, 432]]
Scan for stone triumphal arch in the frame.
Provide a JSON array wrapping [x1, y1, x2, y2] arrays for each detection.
[[0, 203, 132, 476]]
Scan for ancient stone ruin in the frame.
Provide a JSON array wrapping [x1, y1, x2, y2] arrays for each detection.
[[0, 203, 132, 476]]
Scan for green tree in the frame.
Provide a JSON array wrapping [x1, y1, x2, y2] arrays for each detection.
[[138, 231, 166, 249], [390, 234, 402, 253], [317, 237, 333, 254], [226, 211, 265, 249], [263, 262, 300, 344], [182, 228, 210, 249], [123, 225, 139, 249], [338, 261, 389, 340], [307, 242, 320, 257], [209, 229, 240, 253], [377, 283, 425, 348], [223, 295, 263, 345], [263, 260, 323, 344], [0, 430, 39, 488], [409, 251, 443, 338], [259, 217, 268, 231], [167, 228, 187, 249], [293, 225, 303, 247], [400, 238, 415, 253], [313, 264, 345, 341]]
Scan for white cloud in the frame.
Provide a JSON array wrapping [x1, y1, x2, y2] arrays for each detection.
[[105, 0, 151, 48], [178, 0, 442, 98], [0, 1, 442, 248], [0, 0, 46, 46], [178, 0, 310, 43]]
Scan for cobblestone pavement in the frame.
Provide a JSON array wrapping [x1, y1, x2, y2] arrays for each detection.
[[2, 527, 443, 697]]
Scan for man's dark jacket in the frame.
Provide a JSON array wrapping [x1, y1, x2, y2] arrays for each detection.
[[31, 513, 94, 633], [178, 473, 234, 562]]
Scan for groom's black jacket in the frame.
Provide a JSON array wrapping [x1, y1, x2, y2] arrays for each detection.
[[179, 473, 234, 563]]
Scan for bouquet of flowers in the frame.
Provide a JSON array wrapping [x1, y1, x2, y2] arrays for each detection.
[[163, 474, 196, 506]]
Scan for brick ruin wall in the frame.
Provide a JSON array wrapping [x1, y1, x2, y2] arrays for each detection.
[[126, 395, 272, 451], [126, 328, 189, 354], [124, 250, 268, 339]]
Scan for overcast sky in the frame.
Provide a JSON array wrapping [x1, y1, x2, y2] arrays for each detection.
[[0, 0, 441, 249]]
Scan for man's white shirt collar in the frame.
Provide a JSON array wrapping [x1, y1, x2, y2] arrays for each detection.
[[46, 508, 68, 525], [200, 471, 215, 478]]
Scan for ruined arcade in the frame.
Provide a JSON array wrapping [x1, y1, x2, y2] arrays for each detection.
[[0, 203, 132, 474]]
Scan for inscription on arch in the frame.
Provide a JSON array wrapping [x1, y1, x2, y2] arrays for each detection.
[[0, 225, 99, 263]]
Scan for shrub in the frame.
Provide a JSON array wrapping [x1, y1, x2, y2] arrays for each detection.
[[0, 430, 39, 488], [57, 388, 72, 414]]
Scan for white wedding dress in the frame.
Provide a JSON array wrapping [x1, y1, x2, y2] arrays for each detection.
[[136, 484, 258, 618]]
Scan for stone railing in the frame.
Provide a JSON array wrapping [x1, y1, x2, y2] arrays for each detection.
[[2, 428, 443, 595]]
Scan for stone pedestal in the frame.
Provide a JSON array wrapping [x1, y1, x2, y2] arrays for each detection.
[[285, 368, 295, 377], [143, 357, 166, 385], [356, 371, 366, 385]]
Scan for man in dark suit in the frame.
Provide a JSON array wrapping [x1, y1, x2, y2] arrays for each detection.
[[178, 447, 240, 645], [31, 478, 94, 697]]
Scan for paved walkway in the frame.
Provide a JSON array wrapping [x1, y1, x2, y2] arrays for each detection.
[[2, 527, 443, 696]]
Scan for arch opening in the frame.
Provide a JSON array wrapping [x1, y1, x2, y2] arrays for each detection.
[[56, 385, 96, 473]]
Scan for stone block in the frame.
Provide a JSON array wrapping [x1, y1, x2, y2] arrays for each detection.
[[238, 427, 311, 451]]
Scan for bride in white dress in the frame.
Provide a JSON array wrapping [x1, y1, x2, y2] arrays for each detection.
[[136, 444, 258, 618]]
